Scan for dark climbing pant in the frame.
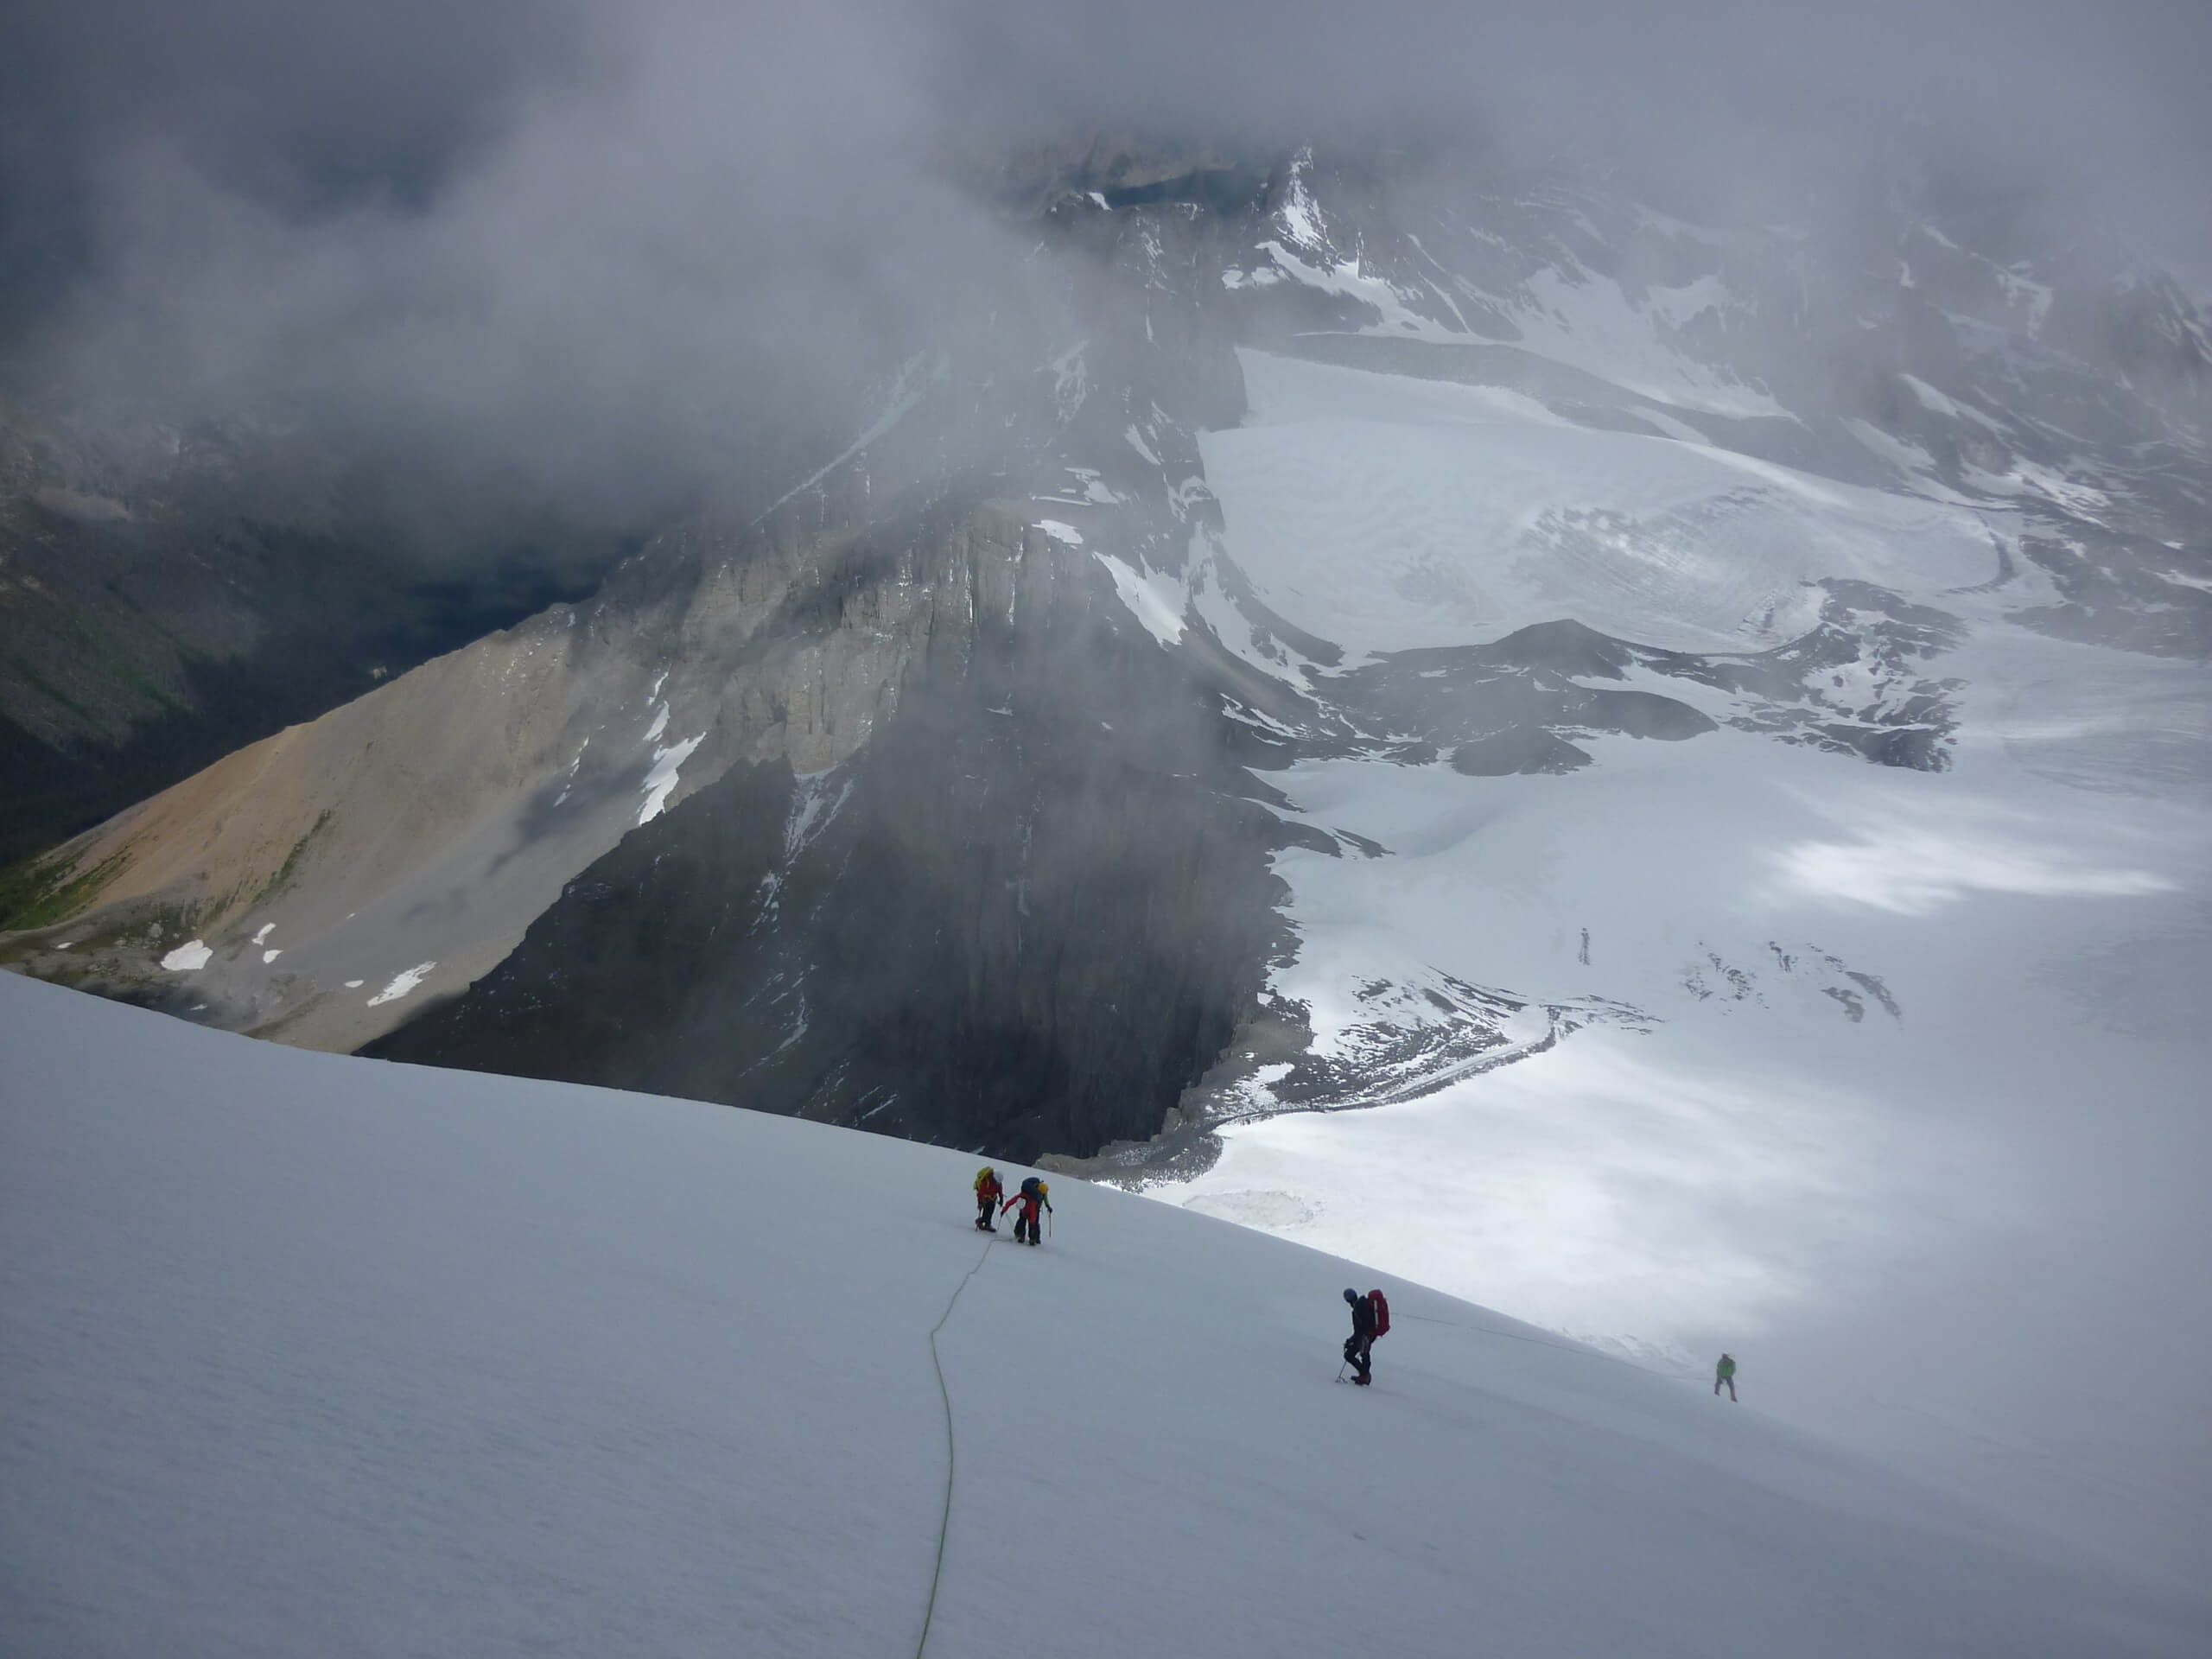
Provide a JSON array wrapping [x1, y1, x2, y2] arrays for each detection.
[[976, 1194, 996, 1229], [1344, 1333, 1373, 1383], [1715, 1376, 1736, 1401], [1014, 1207, 1039, 1244]]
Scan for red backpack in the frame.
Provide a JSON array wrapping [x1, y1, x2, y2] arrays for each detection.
[[1368, 1290, 1390, 1338]]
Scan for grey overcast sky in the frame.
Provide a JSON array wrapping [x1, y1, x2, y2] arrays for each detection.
[[10, 1, 2209, 232], [4, 0, 2208, 503]]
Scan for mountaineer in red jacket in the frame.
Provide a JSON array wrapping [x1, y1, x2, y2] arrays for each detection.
[[1000, 1176, 1052, 1245], [972, 1166, 1004, 1231]]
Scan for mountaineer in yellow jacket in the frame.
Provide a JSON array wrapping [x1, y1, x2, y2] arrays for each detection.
[[972, 1166, 1004, 1232]]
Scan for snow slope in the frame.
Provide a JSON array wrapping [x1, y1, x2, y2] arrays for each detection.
[[3, 971, 2206, 1656]]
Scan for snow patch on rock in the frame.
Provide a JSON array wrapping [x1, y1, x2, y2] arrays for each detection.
[[366, 963, 436, 1007], [638, 734, 705, 826]]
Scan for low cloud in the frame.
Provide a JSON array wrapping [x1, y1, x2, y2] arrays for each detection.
[[4, 1, 2208, 531]]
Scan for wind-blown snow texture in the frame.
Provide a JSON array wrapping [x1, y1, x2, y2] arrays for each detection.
[[3, 970, 2206, 1656]]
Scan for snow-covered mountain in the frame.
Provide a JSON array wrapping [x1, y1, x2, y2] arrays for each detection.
[[4, 140, 2209, 1579], [6, 969, 2206, 1656]]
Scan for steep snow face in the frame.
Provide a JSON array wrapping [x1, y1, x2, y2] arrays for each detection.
[[4, 970, 2206, 1658]]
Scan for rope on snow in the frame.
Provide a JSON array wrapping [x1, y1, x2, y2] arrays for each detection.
[[915, 1233, 995, 1659]]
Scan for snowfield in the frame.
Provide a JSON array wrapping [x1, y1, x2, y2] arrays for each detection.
[[3, 970, 2207, 1656], [1198, 351, 1993, 658], [1148, 345, 2212, 1590]]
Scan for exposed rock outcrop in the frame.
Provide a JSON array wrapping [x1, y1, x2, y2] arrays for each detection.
[[370, 508, 1294, 1160]]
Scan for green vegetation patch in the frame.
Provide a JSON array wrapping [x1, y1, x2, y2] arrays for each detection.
[[0, 846, 130, 932]]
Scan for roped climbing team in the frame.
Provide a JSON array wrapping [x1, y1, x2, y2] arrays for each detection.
[[963, 1167, 1742, 1400], [973, 1166, 1052, 1244]]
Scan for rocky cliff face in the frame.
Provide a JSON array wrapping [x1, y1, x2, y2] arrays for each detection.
[[368, 501, 1297, 1160], [0, 492, 1071, 1053]]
